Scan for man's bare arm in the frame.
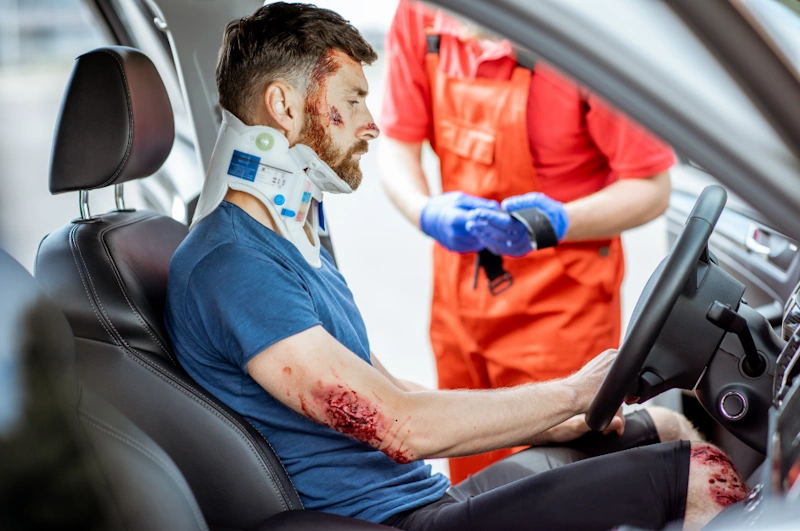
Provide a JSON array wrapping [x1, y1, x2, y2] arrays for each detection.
[[247, 325, 616, 463], [370, 352, 427, 392], [378, 138, 429, 228], [562, 172, 671, 241]]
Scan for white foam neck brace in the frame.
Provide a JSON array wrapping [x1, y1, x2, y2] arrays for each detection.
[[192, 110, 352, 268]]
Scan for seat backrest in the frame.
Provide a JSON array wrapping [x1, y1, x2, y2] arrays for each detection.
[[35, 46, 303, 530], [0, 248, 208, 531]]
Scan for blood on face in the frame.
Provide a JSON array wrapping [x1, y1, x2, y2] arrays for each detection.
[[329, 105, 344, 127], [304, 51, 340, 124]]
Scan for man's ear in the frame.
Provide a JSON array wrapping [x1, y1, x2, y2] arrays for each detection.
[[262, 82, 301, 135]]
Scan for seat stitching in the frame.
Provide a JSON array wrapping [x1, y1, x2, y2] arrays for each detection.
[[80, 411, 209, 530], [70, 224, 292, 512], [95, 49, 134, 189], [69, 225, 124, 347], [97, 212, 177, 365], [243, 418, 304, 510], [113, 343, 290, 512], [73, 225, 138, 353]]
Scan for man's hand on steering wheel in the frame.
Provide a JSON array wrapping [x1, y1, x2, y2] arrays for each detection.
[[566, 348, 620, 409], [532, 409, 625, 445], [526, 348, 623, 445]]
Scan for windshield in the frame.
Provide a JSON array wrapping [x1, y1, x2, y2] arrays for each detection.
[[741, 0, 800, 74]]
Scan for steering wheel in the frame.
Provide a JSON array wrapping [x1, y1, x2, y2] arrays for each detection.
[[585, 185, 728, 431]]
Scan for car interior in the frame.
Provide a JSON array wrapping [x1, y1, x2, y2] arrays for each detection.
[[4, 1, 800, 530]]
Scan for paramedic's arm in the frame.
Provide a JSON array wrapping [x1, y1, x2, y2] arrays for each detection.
[[371, 352, 427, 392], [379, 138, 429, 228], [247, 325, 618, 463], [562, 171, 671, 241]]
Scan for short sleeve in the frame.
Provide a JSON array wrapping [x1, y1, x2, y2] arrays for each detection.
[[380, 0, 434, 143], [187, 245, 321, 373], [585, 95, 676, 180]]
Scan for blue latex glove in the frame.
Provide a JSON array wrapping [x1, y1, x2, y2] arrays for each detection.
[[465, 192, 569, 256], [501, 192, 569, 241], [420, 192, 500, 253], [464, 209, 534, 257]]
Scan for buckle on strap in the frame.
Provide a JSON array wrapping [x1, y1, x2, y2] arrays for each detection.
[[488, 272, 514, 296], [473, 249, 513, 296]]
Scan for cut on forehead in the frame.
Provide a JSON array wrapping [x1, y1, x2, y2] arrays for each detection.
[[310, 49, 369, 96], [307, 49, 348, 90]]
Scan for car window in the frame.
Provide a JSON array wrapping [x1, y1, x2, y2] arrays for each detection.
[[106, 0, 189, 132], [98, 0, 202, 221], [0, 0, 108, 270]]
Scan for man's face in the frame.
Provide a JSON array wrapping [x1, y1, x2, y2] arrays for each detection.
[[297, 50, 380, 190]]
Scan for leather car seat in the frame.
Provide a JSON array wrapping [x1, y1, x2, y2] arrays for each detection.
[[33, 46, 391, 531], [0, 248, 208, 530]]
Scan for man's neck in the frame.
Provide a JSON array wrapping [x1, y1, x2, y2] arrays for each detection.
[[224, 189, 314, 243]]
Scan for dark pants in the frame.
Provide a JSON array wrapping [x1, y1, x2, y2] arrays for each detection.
[[383, 410, 691, 531]]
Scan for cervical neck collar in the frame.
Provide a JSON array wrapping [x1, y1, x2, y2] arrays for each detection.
[[191, 110, 352, 268]]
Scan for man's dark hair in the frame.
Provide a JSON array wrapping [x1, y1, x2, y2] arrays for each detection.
[[217, 2, 377, 124]]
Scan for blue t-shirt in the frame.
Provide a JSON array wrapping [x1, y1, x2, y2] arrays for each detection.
[[164, 202, 449, 523]]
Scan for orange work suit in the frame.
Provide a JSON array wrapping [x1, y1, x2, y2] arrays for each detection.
[[424, 42, 625, 483]]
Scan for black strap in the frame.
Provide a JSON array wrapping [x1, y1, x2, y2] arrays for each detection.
[[474, 249, 513, 296], [427, 34, 441, 54], [426, 33, 536, 71], [510, 208, 558, 250], [515, 49, 537, 71]]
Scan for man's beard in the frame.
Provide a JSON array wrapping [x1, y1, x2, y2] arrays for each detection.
[[297, 112, 367, 190]]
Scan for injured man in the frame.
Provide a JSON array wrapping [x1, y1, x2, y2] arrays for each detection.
[[164, 3, 748, 530]]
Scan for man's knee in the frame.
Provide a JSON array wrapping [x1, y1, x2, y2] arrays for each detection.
[[646, 406, 702, 442], [684, 442, 748, 529]]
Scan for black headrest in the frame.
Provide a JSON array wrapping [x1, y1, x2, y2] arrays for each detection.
[[49, 46, 174, 194]]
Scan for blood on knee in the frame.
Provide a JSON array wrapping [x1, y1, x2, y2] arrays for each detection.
[[690, 444, 747, 507]]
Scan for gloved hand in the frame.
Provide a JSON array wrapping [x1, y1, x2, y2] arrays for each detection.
[[465, 192, 569, 256], [501, 192, 569, 242], [464, 209, 534, 257], [420, 192, 500, 253]]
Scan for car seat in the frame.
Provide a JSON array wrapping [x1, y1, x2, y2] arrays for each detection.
[[0, 248, 208, 530], [33, 46, 390, 531]]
